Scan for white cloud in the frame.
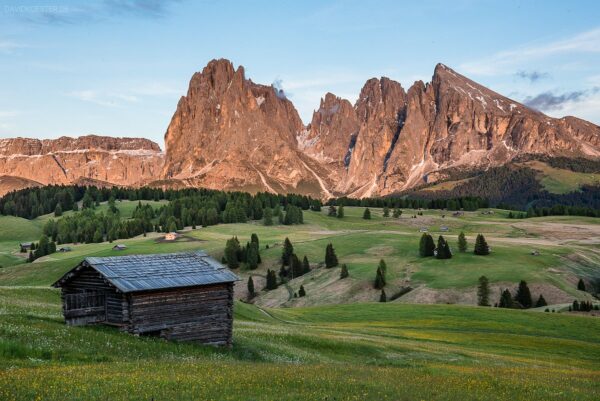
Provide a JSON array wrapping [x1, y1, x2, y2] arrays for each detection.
[[0, 40, 23, 54], [460, 28, 600, 76], [545, 91, 600, 125]]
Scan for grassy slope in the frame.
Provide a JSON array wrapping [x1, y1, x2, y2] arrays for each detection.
[[522, 161, 600, 194], [0, 287, 599, 400]]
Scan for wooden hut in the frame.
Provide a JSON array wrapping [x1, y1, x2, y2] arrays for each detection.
[[52, 251, 239, 346]]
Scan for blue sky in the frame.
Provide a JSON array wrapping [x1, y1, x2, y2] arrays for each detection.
[[0, 0, 599, 147]]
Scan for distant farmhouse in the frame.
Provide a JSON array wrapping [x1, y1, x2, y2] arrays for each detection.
[[52, 251, 239, 346]]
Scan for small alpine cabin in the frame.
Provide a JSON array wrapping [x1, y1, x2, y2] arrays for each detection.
[[52, 251, 239, 346]]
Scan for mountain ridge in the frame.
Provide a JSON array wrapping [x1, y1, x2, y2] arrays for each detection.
[[0, 59, 599, 198]]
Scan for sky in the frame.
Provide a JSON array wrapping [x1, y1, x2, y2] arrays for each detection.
[[0, 0, 599, 148]]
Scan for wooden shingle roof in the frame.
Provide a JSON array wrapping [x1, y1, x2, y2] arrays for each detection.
[[53, 251, 239, 293]]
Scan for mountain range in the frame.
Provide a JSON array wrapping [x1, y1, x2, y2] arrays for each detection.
[[1, 59, 599, 198]]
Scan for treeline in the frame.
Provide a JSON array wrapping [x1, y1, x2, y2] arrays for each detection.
[[328, 195, 488, 212], [406, 165, 600, 213], [515, 154, 600, 174], [0, 185, 320, 220]]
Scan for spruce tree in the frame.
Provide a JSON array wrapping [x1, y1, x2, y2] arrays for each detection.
[[282, 237, 294, 266], [535, 294, 547, 308], [247, 276, 255, 298], [266, 269, 278, 290], [328, 205, 337, 217], [298, 285, 306, 297], [572, 300, 579, 311], [337, 205, 344, 218], [224, 237, 241, 269], [498, 289, 513, 308], [263, 207, 273, 226], [374, 262, 386, 289], [28, 250, 35, 263], [436, 236, 451, 259], [325, 243, 339, 268], [340, 264, 349, 279], [246, 242, 259, 270], [54, 204, 62, 217], [392, 208, 402, 218], [290, 254, 303, 278], [419, 233, 436, 257], [477, 276, 490, 306], [363, 208, 371, 219], [302, 255, 311, 274], [458, 232, 467, 252], [474, 234, 490, 255], [515, 280, 533, 308], [383, 207, 390, 217], [380, 289, 387, 302], [577, 279, 586, 292]]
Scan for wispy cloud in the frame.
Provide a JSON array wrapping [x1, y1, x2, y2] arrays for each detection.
[[515, 70, 549, 83], [8, 0, 182, 25], [0, 39, 24, 54], [461, 28, 600, 76], [67, 90, 139, 107], [523, 88, 600, 112]]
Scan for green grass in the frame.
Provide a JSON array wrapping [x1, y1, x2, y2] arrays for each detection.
[[1, 206, 600, 399], [523, 161, 600, 194], [0, 287, 599, 400]]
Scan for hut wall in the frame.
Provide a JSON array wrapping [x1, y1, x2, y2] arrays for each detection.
[[128, 283, 234, 346], [61, 265, 128, 325]]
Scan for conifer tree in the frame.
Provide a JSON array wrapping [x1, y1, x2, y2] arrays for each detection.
[[328, 205, 337, 217], [477, 275, 490, 306], [474, 234, 490, 255], [28, 250, 35, 263], [535, 294, 547, 308], [436, 236, 451, 259], [379, 289, 387, 302], [247, 276, 255, 298], [392, 208, 402, 218], [419, 233, 436, 257], [383, 207, 390, 217], [282, 237, 294, 266], [337, 204, 344, 218], [572, 300, 579, 312], [302, 255, 311, 274], [577, 279, 586, 292], [290, 254, 303, 278], [515, 280, 533, 308], [340, 264, 349, 279], [457, 232, 467, 252], [266, 269, 278, 290], [498, 289, 513, 308], [298, 285, 306, 297], [325, 243, 339, 268], [263, 207, 273, 226], [374, 260, 386, 289], [54, 203, 62, 217], [224, 237, 241, 269], [246, 242, 259, 270], [363, 208, 371, 219]]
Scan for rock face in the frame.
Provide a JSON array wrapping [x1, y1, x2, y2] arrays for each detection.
[[1, 60, 600, 198], [0, 135, 164, 195]]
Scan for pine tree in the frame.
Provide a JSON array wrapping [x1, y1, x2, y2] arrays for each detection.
[[392, 208, 402, 218], [28, 250, 35, 263], [302, 255, 311, 274], [247, 276, 255, 298], [477, 276, 490, 306], [378, 259, 387, 274], [224, 237, 241, 269], [298, 285, 306, 297], [251, 233, 259, 249], [337, 204, 344, 218], [383, 207, 390, 217], [572, 300, 579, 312], [325, 243, 339, 268], [282, 237, 294, 266], [328, 205, 337, 217], [340, 264, 349, 279], [577, 279, 586, 292], [498, 289, 513, 308], [54, 203, 63, 217], [263, 208, 273, 226], [535, 294, 547, 308], [515, 280, 533, 308], [363, 208, 371, 219], [474, 234, 490, 255], [379, 289, 387, 302], [457, 232, 467, 252], [290, 254, 303, 278]]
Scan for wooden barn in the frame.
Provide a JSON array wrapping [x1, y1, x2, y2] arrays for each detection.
[[52, 251, 239, 346]]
